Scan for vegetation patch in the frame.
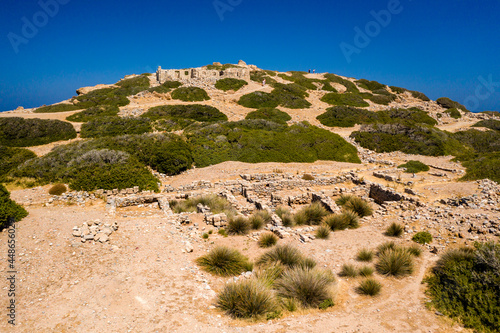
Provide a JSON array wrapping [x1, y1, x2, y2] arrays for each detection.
[[323, 211, 359, 231], [196, 246, 253, 276], [48, 183, 67, 196], [315, 225, 331, 239], [342, 196, 373, 217], [376, 247, 414, 277], [472, 119, 500, 131], [321, 92, 369, 107], [293, 202, 329, 225], [227, 216, 251, 235], [245, 108, 291, 124], [171, 87, 210, 102], [80, 117, 152, 138], [385, 222, 404, 237], [356, 278, 382, 296], [215, 78, 248, 92], [66, 105, 120, 122], [73, 87, 131, 109], [143, 104, 227, 123], [0, 184, 28, 230], [324, 74, 360, 93], [277, 72, 321, 90], [436, 97, 468, 112], [238, 91, 280, 109], [34, 103, 81, 113], [250, 71, 277, 85], [0, 117, 76, 147], [355, 79, 386, 92], [0, 146, 36, 180], [148, 80, 182, 94], [444, 108, 462, 119], [258, 244, 316, 269], [398, 160, 430, 173], [258, 233, 279, 248], [425, 243, 500, 333], [169, 194, 235, 215], [271, 83, 311, 109]]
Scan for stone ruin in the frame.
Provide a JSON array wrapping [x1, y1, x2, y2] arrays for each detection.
[[156, 62, 251, 84]]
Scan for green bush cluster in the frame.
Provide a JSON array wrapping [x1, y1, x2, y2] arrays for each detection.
[[398, 160, 430, 173], [388, 86, 430, 101], [143, 104, 227, 123], [278, 72, 321, 90], [0, 184, 28, 230], [187, 121, 360, 167], [80, 117, 152, 138], [355, 79, 386, 91], [148, 80, 182, 94], [457, 152, 500, 183], [48, 183, 67, 195], [171, 87, 210, 101], [472, 119, 500, 131], [245, 108, 291, 124], [238, 91, 279, 108], [169, 194, 235, 215], [238, 83, 311, 109], [0, 146, 36, 180], [196, 246, 253, 276], [453, 129, 500, 154], [425, 242, 500, 333], [250, 70, 277, 85], [445, 108, 462, 119], [34, 104, 81, 113], [206, 63, 241, 70], [0, 117, 76, 147], [436, 97, 468, 112], [412, 231, 432, 244], [320, 92, 369, 107], [258, 233, 279, 248], [324, 74, 359, 93], [215, 78, 248, 92], [66, 105, 120, 122], [293, 202, 329, 225]]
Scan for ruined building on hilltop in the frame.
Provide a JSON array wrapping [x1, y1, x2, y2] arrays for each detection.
[[156, 65, 251, 84]]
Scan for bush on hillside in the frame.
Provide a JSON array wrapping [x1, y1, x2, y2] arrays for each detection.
[[472, 119, 500, 131], [73, 87, 131, 108], [277, 72, 321, 90], [196, 246, 253, 276], [66, 105, 120, 122], [215, 78, 248, 92], [169, 194, 235, 215], [34, 104, 81, 113], [271, 83, 312, 109], [398, 160, 430, 173], [245, 108, 291, 124], [445, 108, 462, 119], [293, 202, 329, 225], [321, 92, 369, 107], [436, 97, 468, 112], [148, 80, 182, 94], [453, 129, 500, 154], [0, 184, 28, 230], [457, 152, 500, 183], [48, 183, 67, 195], [355, 79, 386, 91], [142, 104, 227, 122], [80, 117, 152, 138], [238, 91, 280, 108], [316, 106, 376, 127], [324, 74, 360, 93], [425, 243, 500, 333], [250, 71, 277, 85], [410, 90, 430, 101], [412, 231, 433, 244], [0, 117, 76, 147], [171, 87, 210, 101], [0, 146, 36, 179]]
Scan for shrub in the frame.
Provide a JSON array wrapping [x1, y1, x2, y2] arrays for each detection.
[[294, 202, 329, 225], [376, 248, 414, 277], [66, 105, 120, 122], [407, 244, 423, 257], [389, 86, 407, 94], [398, 160, 429, 173], [339, 264, 358, 277], [215, 78, 248, 92], [367, 94, 396, 105], [358, 266, 374, 277], [322, 82, 337, 92], [258, 244, 315, 269], [425, 243, 500, 333], [324, 74, 360, 93], [281, 213, 295, 227], [202, 232, 209, 239], [356, 278, 382, 296], [472, 119, 500, 131], [335, 194, 355, 206], [170, 194, 235, 215], [143, 104, 227, 123], [216, 279, 277, 318], [321, 93, 369, 107], [355, 79, 386, 91], [0, 117, 77, 147], [48, 183, 67, 196], [250, 71, 277, 85], [218, 229, 228, 237], [324, 211, 359, 230], [343, 197, 373, 217], [238, 91, 280, 109], [249, 214, 265, 230], [34, 103, 81, 113], [80, 117, 152, 138], [148, 80, 182, 94], [356, 248, 374, 262], [0, 184, 28, 230], [458, 152, 500, 183], [318, 298, 335, 310], [280, 297, 298, 312], [275, 206, 291, 219], [115, 75, 150, 95], [302, 174, 315, 180], [255, 264, 284, 287], [196, 246, 252, 276], [412, 231, 433, 244], [253, 209, 272, 225], [245, 108, 291, 124], [277, 72, 321, 90], [258, 233, 279, 248], [445, 108, 462, 119], [315, 225, 331, 239], [0, 146, 36, 179], [376, 241, 397, 255], [227, 216, 251, 235], [275, 267, 335, 308], [271, 83, 311, 109], [171, 87, 210, 102], [436, 97, 468, 112], [385, 222, 404, 237], [317, 106, 376, 127], [410, 90, 430, 101]]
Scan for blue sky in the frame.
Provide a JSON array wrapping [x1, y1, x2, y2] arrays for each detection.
[[1, 0, 499, 112]]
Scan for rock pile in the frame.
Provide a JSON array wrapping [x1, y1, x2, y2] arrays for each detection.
[[72, 220, 118, 243]]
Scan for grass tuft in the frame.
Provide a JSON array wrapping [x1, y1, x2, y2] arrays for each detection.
[[258, 244, 316, 269], [227, 216, 251, 235], [196, 246, 253, 276], [376, 248, 414, 277], [343, 196, 373, 217], [356, 278, 382, 296], [315, 225, 331, 239], [294, 202, 329, 225], [339, 264, 358, 278], [356, 248, 374, 262], [385, 222, 404, 237], [358, 266, 374, 277], [258, 233, 279, 248]]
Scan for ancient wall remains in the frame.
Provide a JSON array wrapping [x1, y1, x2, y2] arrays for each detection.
[[156, 66, 250, 83]]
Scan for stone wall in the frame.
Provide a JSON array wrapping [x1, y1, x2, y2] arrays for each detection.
[[156, 66, 250, 84]]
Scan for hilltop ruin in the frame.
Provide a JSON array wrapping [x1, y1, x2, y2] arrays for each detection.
[[156, 61, 251, 84]]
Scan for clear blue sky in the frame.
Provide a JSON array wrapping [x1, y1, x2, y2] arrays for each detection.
[[1, 0, 499, 112]]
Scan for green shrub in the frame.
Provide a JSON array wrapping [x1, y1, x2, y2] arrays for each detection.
[[0, 184, 28, 230], [366, 94, 396, 105], [315, 225, 331, 239], [238, 91, 280, 108], [355, 79, 386, 91], [217, 279, 277, 319], [275, 267, 335, 308], [445, 108, 462, 119], [115, 75, 150, 94], [34, 103, 81, 113], [48, 183, 67, 195], [169, 194, 235, 215], [80, 117, 152, 138], [281, 213, 295, 227], [376, 248, 414, 277], [318, 298, 335, 310], [227, 216, 251, 235], [250, 71, 277, 85], [323, 212, 356, 231], [358, 266, 374, 277], [148, 80, 182, 94], [407, 244, 423, 257], [324, 74, 360, 93], [398, 160, 430, 173], [389, 86, 407, 94], [317, 106, 376, 127], [171, 87, 210, 102], [339, 264, 358, 277], [436, 97, 468, 112], [280, 297, 299, 312], [258, 244, 316, 269], [376, 241, 397, 255], [215, 78, 248, 92], [196, 246, 253, 276], [294, 202, 329, 225], [143, 104, 227, 122], [385, 222, 404, 237], [425, 243, 500, 333], [202, 232, 209, 239], [322, 82, 337, 92], [73, 87, 130, 108], [255, 264, 284, 287], [275, 206, 291, 219], [321, 93, 369, 107], [0, 146, 36, 179], [343, 197, 373, 217], [249, 212, 267, 230], [410, 90, 430, 101], [356, 248, 374, 262], [351, 123, 464, 157], [454, 129, 500, 154], [412, 231, 433, 244], [335, 194, 355, 206], [218, 229, 228, 237], [0, 117, 76, 147], [245, 108, 291, 124], [458, 152, 500, 183], [271, 83, 312, 109], [66, 105, 120, 122], [302, 174, 315, 180], [472, 119, 500, 131], [258, 233, 279, 248], [356, 278, 381, 296]]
